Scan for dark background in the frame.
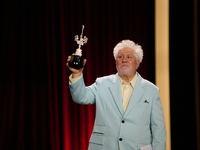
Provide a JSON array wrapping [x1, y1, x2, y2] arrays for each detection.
[[1, 0, 199, 150], [170, 0, 200, 149]]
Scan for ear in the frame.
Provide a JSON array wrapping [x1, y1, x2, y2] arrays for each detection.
[[136, 60, 140, 70]]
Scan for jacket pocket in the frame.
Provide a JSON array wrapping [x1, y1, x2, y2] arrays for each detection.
[[89, 134, 105, 145], [93, 125, 106, 134], [89, 125, 106, 145]]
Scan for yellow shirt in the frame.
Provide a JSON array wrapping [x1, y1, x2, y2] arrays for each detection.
[[119, 73, 138, 112]]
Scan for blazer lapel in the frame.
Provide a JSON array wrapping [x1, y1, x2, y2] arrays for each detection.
[[108, 74, 124, 116], [124, 73, 145, 117]]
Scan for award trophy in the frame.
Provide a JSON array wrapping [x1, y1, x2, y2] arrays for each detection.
[[68, 25, 88, 69]]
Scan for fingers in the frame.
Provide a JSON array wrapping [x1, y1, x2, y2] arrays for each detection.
[[66, 55, 72, 68], [67, 55, 71, 62], [83, 59, 87, 66], [66, 58, 70, 68]]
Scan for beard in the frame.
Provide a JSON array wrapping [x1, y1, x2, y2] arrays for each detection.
[[117, 67, 135, 79]]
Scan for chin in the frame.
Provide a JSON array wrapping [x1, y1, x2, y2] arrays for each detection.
[[118, 71, 131, 77], [118, 69, 136, 78]]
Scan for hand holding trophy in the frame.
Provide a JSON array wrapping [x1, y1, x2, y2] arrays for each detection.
[[68, 25, 88, 69]]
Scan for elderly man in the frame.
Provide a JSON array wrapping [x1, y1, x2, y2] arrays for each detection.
[[66, 40, 166, 150]]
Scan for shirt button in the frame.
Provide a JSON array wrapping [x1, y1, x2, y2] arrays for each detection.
[[119, 138, 123, 141], [122, 120, 125, 123]]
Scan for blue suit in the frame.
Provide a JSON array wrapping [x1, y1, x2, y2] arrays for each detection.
[[69, 72, 166, 150]]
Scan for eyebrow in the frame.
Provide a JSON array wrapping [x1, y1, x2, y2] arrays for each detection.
[[118, 54, 133, 56]]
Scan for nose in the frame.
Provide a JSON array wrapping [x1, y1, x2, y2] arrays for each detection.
[[122, 57, 128, 62]]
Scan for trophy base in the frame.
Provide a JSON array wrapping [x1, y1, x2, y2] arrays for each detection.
[[68, 55, 84, 69]]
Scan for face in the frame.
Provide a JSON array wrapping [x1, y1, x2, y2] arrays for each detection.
[[116, 48, 140, 79]]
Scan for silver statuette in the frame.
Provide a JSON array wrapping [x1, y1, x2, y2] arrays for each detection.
[[74, 25, 88, 56], [68, 25, 88, 69]]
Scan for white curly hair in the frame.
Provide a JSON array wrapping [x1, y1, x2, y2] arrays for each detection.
[[113, 40, 143, 63]]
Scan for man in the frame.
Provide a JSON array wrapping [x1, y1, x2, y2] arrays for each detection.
[[66, 40, 166, 150]]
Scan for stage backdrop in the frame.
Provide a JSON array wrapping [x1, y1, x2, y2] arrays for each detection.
[[1, 0, 155, 150]]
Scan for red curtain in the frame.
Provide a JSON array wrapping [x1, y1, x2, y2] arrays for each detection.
[[1, 0, 154, 150]]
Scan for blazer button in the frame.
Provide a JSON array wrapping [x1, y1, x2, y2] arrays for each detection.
[[119, 138, 123, 141], [122, 120, 125, 123]]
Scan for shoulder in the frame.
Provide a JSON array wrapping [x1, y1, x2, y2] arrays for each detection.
[[96, 74, 117, 83], [138, 73, 159, 91], [143, 79, 158, 89]]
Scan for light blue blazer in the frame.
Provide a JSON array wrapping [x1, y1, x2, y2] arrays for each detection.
[[69, 72, 166, 150]]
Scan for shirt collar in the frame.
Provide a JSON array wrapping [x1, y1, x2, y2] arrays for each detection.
[[119, 73, 138, 89]]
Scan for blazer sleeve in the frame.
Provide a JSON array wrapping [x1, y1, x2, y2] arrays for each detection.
[[150, 89, 167, 150], [69, 75, 97, 104]]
